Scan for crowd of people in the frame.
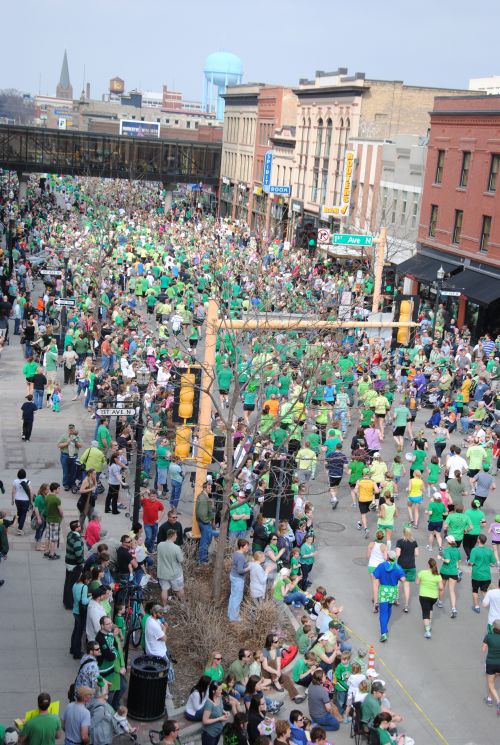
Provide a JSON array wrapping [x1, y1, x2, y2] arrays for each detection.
[[0, 169, 499, 745]]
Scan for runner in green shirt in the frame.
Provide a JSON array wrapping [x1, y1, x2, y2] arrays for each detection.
[[470, 535, 496, 612]]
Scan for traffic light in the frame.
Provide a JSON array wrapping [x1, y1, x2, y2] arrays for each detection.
[[175, 425, 191, 460], [198, 431, 215, 466], [392, 296, 417, 347], [307, 226, 318, 254], [172, 366, 201, 423]]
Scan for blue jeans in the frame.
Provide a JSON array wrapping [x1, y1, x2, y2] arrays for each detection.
[[33, 389, 44, 410], [228, 574, 245, 621], [311, 712, 340, 731], [170, 479, 182, 508], [336, 689, 348, 714], [459, 417, 471, 433], [84, 388, 94, 408], [24, 342, 33, 358], [60, 453, 77, 488], [198, 522, 214, 563], [101, 354, 111, 372], [283, 590, 309, 606], [379, 601, 393, 635], [144, 523, 158, 553], [334, 408, 348, 433], [143, 450, 154, 476]]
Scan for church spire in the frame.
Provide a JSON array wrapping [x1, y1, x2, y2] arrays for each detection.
[[56, 50, 73, 100]]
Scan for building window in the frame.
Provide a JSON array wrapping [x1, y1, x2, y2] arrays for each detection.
[[459, 151, 471, 187], [487, 154, 500, 192], [401, 191, 408, 218], [315, 119, 323, 158], [429, 204, 438, 237], [311, 170, 319, 202], [412, 200, 418, 228], [480, 215, 492, 253], [391, 197, 397, 224], [434, 150, 445, 184], [324, 119, 332, 162], [452, 209, 463, 244]]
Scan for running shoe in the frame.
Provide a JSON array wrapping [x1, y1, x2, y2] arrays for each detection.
[[356, 521, 362, 530], [379, 633, 388, 642], [426, 545, 432, 551], [424, 630, 432, 639], [457, 571, 462, 582], [330, 497, 338, 510], [451, 608, 457, 618], [472, 605, 481, 614], [484, 697, 493, 706], [403, 606, 409, 613], [437, 600, 444, 608], [364, 528, 369, 539]]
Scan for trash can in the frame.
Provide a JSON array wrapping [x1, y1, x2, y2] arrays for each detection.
[[127, 655, 169, 721]]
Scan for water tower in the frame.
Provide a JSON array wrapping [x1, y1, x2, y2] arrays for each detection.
[[203, 51, 243, 120]]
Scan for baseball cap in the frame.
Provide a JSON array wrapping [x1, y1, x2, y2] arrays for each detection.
[[371, 681, 386, 693], [439, 483, 447, 489], [319, 634, 330, 641], [387, 550, 397, 561], [445, 535, 456, 544], [373, 452, 380, 458], [91, 585, 108, 598]]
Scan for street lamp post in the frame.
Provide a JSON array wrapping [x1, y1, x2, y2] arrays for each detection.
[[431, 265, 445, 339], [60, 246, 71, 350], [132, 365, 150, 525], [7, 217, 15, 279]]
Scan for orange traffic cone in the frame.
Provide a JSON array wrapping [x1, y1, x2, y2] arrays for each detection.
[[367, 643, 376, 671]]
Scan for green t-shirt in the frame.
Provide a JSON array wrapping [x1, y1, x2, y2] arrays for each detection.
[[156, 445, 171, 470], [465, 508, 485, 536], [97, 424, 111, 450], [300, 542, 316, 565], [393, 405, 410, 427], [271, 428, 288, 448], [295, 629, 311, 655], [203, 663, 224, 682], [483, 632, 500, 666], [229, 502, 251, 532], [21, 714, 61, 745], [428, 462, 441, 484], [412, 450, 426, 470], [470, 545, 495, 581], [217, 368, 233, 390], [34, 493, 47, 518], [292, 657, 310, 682], [428, 500, 447, 522], [467, 445, 485, 470], [44, 493, 62, 524], [361, 694, 381, 726], [440, 546, 461, 576], [273, 577, 287, 601], [334, 661, 351, 691], [445, 512, 471, 541], [348, 460, 365, 485], [418, 569, 442, 599]]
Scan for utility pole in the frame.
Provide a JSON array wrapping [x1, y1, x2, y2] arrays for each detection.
[[371, 226, 387, 314]]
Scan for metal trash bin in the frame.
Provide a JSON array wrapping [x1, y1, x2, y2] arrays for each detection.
[[127, 654, 168, 721]]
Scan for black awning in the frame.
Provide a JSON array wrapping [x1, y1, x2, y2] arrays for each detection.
[[396, 254, 457, 283], [445, 269, 500, 305]]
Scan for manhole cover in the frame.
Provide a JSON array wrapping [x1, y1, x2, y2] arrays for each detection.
[[319, 522, 346, 533], [353, 557, 367, 566]]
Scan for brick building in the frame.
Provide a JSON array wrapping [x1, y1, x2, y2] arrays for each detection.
[[398, 95, 500, 337]]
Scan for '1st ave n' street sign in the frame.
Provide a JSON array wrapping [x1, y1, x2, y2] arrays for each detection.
[[333, 234, 373, 247], [96, 408, 137, 416]]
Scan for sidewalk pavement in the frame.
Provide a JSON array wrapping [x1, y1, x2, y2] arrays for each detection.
[[0, 322, 135, 725]]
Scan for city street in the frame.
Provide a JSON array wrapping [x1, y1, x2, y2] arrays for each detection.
[[0, 318, 497, 745]]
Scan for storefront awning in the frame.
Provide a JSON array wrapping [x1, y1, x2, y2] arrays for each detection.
[[445, 269, 500, 306], [396, 254, 457, 283]]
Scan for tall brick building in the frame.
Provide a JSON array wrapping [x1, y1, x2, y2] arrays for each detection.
[[398, 95, 500, 337]]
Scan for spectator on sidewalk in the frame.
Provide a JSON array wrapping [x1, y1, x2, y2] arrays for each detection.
[[141, 490, 164, 552], [157, 529, 185, 605], [19, 693, 62, 745], [44, 482, 64, 560], [64, 520, 85, 609], [21, 395, 37, 442]]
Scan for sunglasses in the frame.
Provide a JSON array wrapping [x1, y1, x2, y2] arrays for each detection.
[[214, 656, 222, 661]]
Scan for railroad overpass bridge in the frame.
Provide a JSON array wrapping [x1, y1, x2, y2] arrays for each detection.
[[0, 124, 222, 185]]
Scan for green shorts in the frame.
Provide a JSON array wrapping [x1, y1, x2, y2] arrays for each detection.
[[404, 568, 416, 582], [377, 524, 394, 531]]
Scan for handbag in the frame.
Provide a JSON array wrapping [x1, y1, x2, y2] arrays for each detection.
[[30, 511, 39, 531]]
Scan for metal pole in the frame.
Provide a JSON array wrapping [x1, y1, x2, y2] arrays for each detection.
[[191, 298, 218, 538], [61, 255, 68, 349], [274, 455, 286, 532], [132, 393, 145, 525], [7, 218, 15, 279], [431, 280, 441, 339]]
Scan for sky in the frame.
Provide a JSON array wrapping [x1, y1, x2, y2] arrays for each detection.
[[3, 0, 499, 101]]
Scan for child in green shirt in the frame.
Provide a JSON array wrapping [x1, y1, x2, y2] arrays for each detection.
[[427, 456, 441, 498]]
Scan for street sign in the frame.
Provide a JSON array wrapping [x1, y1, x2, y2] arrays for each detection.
[[40, 269, 62, 276], [269, 185, 290, 195], [440, 290, 461, 297], [96, 408, 137, 417], [318, 228, 331, 244], [263, 151, 273, 188], [54, 297, 76, 307], [333, 233, 373, 247], [322, 207, 338, 214]]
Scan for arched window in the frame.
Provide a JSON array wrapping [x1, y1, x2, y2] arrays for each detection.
[[324, 118, 333, 160], [315, 118, 324, 157]]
